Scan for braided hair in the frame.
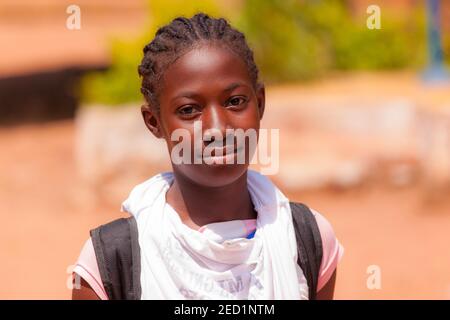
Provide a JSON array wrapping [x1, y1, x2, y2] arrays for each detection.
[[137, 13, 260, 113]]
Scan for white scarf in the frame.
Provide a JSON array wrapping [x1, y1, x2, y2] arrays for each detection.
[[121, 170, 309, 300]]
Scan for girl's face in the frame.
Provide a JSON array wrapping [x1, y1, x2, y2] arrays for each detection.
[[142, 44, 265, 187]]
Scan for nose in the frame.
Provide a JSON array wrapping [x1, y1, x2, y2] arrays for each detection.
[[202, 105, 231, 146]]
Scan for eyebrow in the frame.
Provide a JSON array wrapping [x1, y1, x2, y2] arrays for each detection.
[[224, 82, 246, 92], [171, 82, 247, 102]]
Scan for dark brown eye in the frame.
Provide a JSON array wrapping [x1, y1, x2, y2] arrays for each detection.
[[178, 105, 199, 116], [227, 96, 247, 107]]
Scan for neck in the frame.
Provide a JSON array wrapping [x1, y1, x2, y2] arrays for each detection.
[[166, 170, 257, 227]]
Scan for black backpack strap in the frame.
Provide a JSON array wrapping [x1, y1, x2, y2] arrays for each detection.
[[90, 216, 141, 300], [289, 202, 323, 300]]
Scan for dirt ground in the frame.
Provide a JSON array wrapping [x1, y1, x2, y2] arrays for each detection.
[[1, 119, 449, 300]]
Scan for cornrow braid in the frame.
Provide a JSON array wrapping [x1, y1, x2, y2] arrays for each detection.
[[137, 13, 260, 113]]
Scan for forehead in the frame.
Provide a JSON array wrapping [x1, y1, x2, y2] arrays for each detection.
[[161, 44, 253, 97]]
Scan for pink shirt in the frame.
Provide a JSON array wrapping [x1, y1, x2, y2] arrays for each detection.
[[73, 208, 343, 300]]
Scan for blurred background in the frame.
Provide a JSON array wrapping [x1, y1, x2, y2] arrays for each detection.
[[1, 0, 449, 299]]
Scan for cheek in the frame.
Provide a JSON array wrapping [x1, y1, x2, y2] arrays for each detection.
[[234, 102, 261, 132], [162, 122, 196, 155], [158, 111, 187, 147]]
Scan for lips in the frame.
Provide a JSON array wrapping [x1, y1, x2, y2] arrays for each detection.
[[202, 144, 245, 164], [207, 144, 237, 157]]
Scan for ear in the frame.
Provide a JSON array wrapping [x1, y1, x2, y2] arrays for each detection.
[[256, 83, 265, 120], [141, 104, 163, 139]]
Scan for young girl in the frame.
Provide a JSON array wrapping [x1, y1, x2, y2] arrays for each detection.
[[72, 13, 343, 300]]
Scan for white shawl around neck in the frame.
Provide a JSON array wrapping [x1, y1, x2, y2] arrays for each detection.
[[121, 170, 308, 299]]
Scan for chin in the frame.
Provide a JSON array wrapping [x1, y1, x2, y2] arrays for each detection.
[[173, 163, 249, 188]]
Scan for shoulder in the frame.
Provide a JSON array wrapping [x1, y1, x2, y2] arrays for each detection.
[[308, 208, 344, 292], [73, 237, 108, 300]]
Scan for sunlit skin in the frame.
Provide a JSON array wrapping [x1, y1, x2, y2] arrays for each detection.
[[72, 43, 336, 300]]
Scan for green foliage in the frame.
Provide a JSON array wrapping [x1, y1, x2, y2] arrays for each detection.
[[236, 0, 427, 83], [236, 0, 328, 82], [443, 33, 450, 65], [80, 0, 221, 106], [332, 8, 427, 70], [81, 40, 143, 106], [81, 0, 431, 104]]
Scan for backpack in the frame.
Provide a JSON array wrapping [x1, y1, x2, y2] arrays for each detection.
[[90, 202, 323, 300]]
